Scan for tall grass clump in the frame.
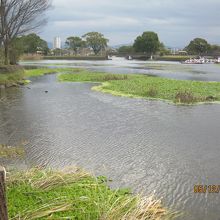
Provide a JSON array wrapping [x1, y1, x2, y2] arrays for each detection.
[[6, 168, 175, 220], [147, 87, 158, 97], [174, 90, 198, 104], [103, 74, 128, 81]]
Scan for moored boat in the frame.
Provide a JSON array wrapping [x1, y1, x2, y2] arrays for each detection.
[[182, 57, 220, 64]]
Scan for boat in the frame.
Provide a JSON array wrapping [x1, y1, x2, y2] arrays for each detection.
[[182, 57, 219, 64]]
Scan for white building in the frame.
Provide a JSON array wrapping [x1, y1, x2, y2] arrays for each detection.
[[53, 37, 61, 49]]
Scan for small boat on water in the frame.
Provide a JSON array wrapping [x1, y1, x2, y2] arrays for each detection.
[[182, 57, 220, 64]]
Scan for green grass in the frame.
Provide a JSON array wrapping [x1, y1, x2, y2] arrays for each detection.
[[155, 56, 194, 62], [43, 56, 107, 60], [0, 71, 25, 86], [0, 67, 58, 86], [59, 69, 129, 82], [58, 69, 220, 104], [24, 68, 58, 77], [7, 168, 174, 220]]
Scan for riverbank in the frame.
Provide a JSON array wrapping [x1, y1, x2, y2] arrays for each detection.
[[58, 68, 220, 104], [155, 56, 193, 62], [0, 65, 26, 87], [6, 167, 173, 219], [0, 67, 63, 87], [0, 142, 174, 219], [43, 56, 108, 60], [24, 68, 61, 77]]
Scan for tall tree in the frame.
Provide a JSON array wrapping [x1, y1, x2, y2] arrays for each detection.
[[82, 32, 108, 55], [65, 36, 85, 55], [210, 44, 220, 56], [186, 38, 211, 55], [0, 0, 51, 65], [133, 31, 160, 56], [7, 34, 49, 65]]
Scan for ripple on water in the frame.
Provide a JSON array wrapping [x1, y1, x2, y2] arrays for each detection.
[[1, 74, 220, 220]]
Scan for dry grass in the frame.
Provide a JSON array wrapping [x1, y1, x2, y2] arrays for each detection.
[[103, 74, 128, 81], [175, 90, 198, 104], [100, 194, 176, 220]]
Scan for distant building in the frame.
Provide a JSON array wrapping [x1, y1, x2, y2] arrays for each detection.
[[53, 37, 61, 49]]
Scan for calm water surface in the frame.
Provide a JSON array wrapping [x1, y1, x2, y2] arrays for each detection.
[[1, 58, 220, 220]]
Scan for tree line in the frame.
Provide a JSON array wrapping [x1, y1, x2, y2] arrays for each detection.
[[118, 32, 220, 57], [1, 0, 220, 66]]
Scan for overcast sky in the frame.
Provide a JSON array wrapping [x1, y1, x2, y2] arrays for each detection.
[[40, 0, 220, 48]]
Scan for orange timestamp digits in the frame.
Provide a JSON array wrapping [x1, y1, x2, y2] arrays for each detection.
[[194, 185, 220, 193]]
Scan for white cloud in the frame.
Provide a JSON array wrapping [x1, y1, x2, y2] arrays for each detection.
[[40, 0, 220, 47], [54, 16, 140, 29]]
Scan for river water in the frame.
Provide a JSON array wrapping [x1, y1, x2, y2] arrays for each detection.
[[1, 58, 220, 219]]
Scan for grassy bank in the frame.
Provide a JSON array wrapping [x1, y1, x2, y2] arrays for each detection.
[[43, 56, 108, 60], [6, 168, 174, 219], [24, 68, 59, 77], [0, 65, 25, 87], [0, 66, 62, 86], [0, 71, 25, 87], [58, 69, 220, 104], [155, 56, 193, 62]]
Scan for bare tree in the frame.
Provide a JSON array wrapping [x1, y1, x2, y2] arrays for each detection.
[[0, 0, 51, 65]]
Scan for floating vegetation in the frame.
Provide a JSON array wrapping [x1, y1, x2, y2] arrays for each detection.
[[0, 144, 25, 158]]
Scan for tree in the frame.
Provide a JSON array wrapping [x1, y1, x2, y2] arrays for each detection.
[[118, 45, 134, 54], [82, 32, 108, 55], [186, 38, 211, 55], [9, 37, 24, 64], [209, 44, 220, 56], [65, 36, 85, 55], [7, 34, 49, 64], [159, 42, 170, 56], [21, 33, 49, 54], [0, 0, 51, 65], [133, 31, 160, 56]]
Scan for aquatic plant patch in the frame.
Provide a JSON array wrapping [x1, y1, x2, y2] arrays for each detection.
[[0, 144, 25, 158], [58, 68, 220, 104], [6, 168, 174, 219]]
